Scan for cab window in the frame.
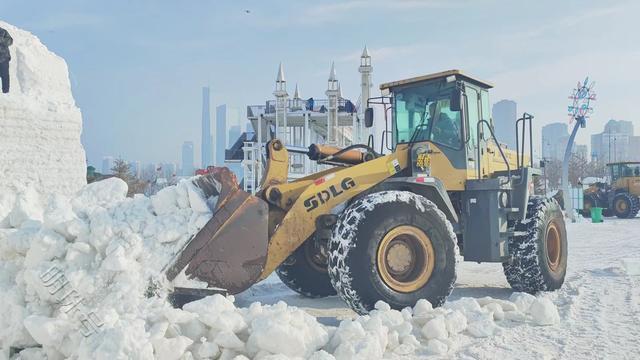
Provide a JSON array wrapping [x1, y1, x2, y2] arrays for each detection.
[[430, 99, 462, 149], [393, 81, 462, 149]]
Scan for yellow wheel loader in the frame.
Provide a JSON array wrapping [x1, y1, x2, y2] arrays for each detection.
[[166, 70, 568, 314], [581, 162, 640, 219]]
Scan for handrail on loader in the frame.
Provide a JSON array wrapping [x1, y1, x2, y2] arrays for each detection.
[[477, 119, 511, 185]]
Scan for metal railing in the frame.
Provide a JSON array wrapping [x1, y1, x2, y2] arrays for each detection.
[[478, 119, 511, 185], [247, 98, 356, 117], [515, 113, 534, 170]]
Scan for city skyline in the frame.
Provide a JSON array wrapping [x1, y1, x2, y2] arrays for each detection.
[[181, 141, 194, 176], [2, 1, 636, 166], [201, 86, 213, 168]]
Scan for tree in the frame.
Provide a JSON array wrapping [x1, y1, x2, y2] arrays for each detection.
[[541, 154, 608, 191], [111, 158, 147, 196]]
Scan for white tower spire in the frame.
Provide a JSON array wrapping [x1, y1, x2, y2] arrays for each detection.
[[329, 61, 337, 81], [277, 62, 285, 82], [325, 61, 340, 145], [273, 63, 288, 143], [293, 83, 301, 99], [362, 45, 370, 58], [359, 45, 373, 142], [327, 61, 338, 91], [359, 45, 372, 101], [275, 62, 287, 93], [292, 83, 302, 110]]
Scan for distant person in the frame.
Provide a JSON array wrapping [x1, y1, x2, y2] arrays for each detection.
[[0, 26, 12, 93]]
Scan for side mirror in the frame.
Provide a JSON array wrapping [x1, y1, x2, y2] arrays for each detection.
[[450, 89, 462, 112], [364, 108, 374, 128]]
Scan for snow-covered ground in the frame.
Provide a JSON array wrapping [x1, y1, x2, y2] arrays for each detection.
[[4, 175, 635, 359], [1, 175, 638, 359], [238, 218, 640, 359]]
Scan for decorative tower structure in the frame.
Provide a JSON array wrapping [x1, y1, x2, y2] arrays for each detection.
[[274, 63, 288, 144], [359, 45, 373, 142], [325, 62, 340, 145], [292, 83, 302, 111]]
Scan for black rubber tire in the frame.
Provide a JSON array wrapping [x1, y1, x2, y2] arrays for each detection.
[[328, 190, 457, 314], [612, 193, 640, 219], [276, 238, 337, 298], [581, 193, 599, 218], [503, 196, 568, 293]]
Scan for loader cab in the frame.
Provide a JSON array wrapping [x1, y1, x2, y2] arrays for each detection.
[[380, 70, 494, 190], [608, 162, 640, 194]]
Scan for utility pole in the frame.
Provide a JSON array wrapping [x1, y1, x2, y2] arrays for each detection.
[[564, 77, 596, 222]]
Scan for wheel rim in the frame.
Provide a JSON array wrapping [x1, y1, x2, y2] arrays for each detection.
[[615, 198, 628, 213], [304, 241, 328, 273], [377, 225, 435, 293], [546, 222, 561, 272]]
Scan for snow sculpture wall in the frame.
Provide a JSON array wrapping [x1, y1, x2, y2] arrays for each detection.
[[0, 21, 86, 223]]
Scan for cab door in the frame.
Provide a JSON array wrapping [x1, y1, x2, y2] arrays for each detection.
[[464, 85, 488, 178]]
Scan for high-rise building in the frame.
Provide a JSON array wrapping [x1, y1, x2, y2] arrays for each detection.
[[181, 141, 195, 176], [215, 104, 240, 166], [575, 144, 588, 160], [228, 125, 241, 150], [102, 156, 115, 174], [142, 162, 157, 181], [163, 162, 177, 180], [631, 137, 640, 162], [201, 87, 213, 167], [129, 161, 142, 179], [492, 100, 517, 149], [591, 119, 637, 163], [541, 123, 569, 161]]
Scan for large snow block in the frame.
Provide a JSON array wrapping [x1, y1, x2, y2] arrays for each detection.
[[0, 21, 86, 224]]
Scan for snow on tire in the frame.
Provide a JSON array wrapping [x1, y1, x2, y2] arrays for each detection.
[[503, 196, 567, 293], [327, 190, 458, 314]]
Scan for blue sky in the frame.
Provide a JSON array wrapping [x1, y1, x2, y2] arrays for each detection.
[[1, 0, 637, 166]]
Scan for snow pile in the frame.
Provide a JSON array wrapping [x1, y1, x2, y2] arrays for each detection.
[[0, 177, 213, 358], [0, 178, 561, 358], [0, 21, 86, 226], [321, 294, 559, 358]]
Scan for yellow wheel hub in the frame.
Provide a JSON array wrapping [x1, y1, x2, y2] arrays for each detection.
[[546, 222, 561, 272], [377, 225, 435, 293], [616, 199, 628, 213]]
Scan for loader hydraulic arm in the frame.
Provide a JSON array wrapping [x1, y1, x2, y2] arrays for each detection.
[[165, 139, 409, 293], [258, 142, 409, 279]]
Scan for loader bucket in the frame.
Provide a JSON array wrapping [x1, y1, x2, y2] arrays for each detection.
[[165, 167, 269, 294]]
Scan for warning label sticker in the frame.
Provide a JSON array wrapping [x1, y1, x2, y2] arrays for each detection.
[[387, 158, 401, 175]]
